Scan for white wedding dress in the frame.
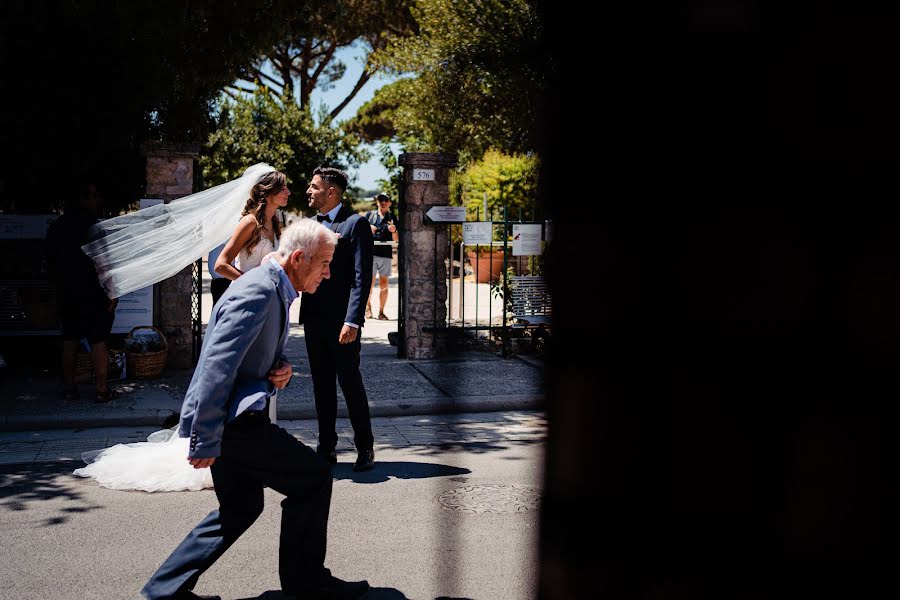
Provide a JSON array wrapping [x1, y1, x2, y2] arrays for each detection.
[[235, 234, 276, 272], [74, 239, 281, 493], [73, 428, 213, 492]]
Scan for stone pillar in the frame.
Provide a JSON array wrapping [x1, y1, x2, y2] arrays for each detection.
[[141, 142, 199, 369], [398, 153, 458, 359]]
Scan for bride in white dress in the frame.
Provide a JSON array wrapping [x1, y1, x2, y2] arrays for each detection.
[[74, 170, 291, 492]]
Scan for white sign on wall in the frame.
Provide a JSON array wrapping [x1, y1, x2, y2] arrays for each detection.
[[112, 286, 154, 334], [463, 222, 493, 245], [512, 224, 543, 256], [107, 201, 162, 333], [0, 215, 57, 239], [413, 169, 435, 181]]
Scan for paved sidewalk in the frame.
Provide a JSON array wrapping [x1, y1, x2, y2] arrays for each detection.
[[0, 409, 546, 466], [1, 270, 543, 431]]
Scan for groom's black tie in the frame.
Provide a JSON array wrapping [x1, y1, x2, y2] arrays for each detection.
[[316, 214, 331, 223]]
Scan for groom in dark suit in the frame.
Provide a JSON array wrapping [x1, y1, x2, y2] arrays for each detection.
[[141, 219, 369, 600], [300, 166, 375, 472]]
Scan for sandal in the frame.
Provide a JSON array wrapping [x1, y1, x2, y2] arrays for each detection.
[[95, 388, 121, 403], [377, 313, 389, 320], [365, 307, 373, 319]]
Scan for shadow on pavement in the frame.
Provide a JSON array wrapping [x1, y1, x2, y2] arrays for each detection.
[[404, 438, 545, 457], [331, 461, 471, 484], [0, 461, 102, 526], [237, 587, 414, 599]]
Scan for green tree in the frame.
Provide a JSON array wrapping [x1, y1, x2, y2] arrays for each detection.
[[451, 150, 540, 228], [2, 1, 325, 213], [232, 0, 416, 123], [348, 0, 547, 163], [201, 86, 368, 213], [372, 142, 405, 203]]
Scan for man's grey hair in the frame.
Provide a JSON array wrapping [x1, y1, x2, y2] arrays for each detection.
[[276, 218, 338, 261]]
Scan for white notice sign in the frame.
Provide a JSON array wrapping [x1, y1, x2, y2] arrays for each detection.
[[112, 286, 154, 334], [512, 224, 542, 256], [0, 215, 57, 239], [413, 169, 435, 181], [463, 222, 493, 245]]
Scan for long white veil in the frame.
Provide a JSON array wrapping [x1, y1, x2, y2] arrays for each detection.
[[82, 163, 274, 298]]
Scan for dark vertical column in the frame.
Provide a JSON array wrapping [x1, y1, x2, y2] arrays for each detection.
[[538, 2, 900, 598]]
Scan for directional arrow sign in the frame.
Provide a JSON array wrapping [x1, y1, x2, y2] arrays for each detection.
[[425, 206, 467, 223]]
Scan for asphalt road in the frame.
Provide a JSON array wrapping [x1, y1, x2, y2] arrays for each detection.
[[0, 411, 545, 600]]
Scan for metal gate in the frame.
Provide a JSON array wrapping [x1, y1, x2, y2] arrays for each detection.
[[191, 258, 202, 363], [422, 205, 548, 356]]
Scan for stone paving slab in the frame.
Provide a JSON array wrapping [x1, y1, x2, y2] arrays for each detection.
[[273, 361, 441, 406], [410, 360, 543, 397]]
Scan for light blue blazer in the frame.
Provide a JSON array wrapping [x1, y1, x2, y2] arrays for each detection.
[[178, 260, 289, 458]]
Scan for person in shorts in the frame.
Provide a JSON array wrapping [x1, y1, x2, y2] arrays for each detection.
[[364, 193, 398, 320]]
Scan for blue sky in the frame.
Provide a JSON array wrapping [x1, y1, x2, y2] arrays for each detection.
[[307, 44, 401, 191]]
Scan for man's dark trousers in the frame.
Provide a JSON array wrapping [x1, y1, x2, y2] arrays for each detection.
[[304, 321, 374, 453], [141, 412, 333, 599]]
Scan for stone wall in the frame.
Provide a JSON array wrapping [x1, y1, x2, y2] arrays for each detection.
[[398, 153, 458, 359], [142, 142, 199, 369]]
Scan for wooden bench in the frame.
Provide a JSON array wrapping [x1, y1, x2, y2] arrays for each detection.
[[509, 276, 552, 327]]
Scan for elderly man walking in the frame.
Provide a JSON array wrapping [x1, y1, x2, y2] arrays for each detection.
[[142, 219, 369, 600]]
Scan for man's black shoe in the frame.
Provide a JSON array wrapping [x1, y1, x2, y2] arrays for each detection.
[[353, 449, 375, 472], [173, 591, 221, 600], [317, 448, 337, 464], [288, 575, 370, 599]]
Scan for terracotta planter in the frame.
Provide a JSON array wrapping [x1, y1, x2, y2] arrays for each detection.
[[466, 250, 506, 283]]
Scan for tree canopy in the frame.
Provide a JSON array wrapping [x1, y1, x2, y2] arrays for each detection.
[[201, 86, 368, 213], [346, 0, 548, 164], [1, 0, 325, 213], [232, 0, 416, 122]]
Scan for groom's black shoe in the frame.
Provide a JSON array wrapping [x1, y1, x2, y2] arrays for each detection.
[[317, 447, 337, 464], [352, 449, 375, 472], [173, 591, 221, 600], [287, 575, 370, 599]]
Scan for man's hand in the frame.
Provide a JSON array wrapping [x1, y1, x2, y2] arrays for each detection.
[[268, 360, 293, 389], [189, 457, 215, 469], [370, 224, 378, 235], [387, 222, 397, 233], [339, 325, 358, 344]]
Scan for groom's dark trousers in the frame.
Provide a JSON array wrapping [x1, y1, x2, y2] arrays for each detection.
[[304, 320, 374, 453], [300, 205, 374, 454], [141, 411, 332, 599]]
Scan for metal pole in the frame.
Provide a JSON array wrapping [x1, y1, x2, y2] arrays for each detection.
[[447, 224, 453, 324], [502, 206, 509, 357], [460, 238, 465, 325], [432, 224, 437, 352], [486, 207, 491, 347]]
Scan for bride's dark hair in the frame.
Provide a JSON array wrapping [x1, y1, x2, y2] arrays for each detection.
[[241, 170, 286, 256]]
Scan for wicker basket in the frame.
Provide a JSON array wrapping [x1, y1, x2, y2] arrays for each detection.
[[125, 326, 168, 379]]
